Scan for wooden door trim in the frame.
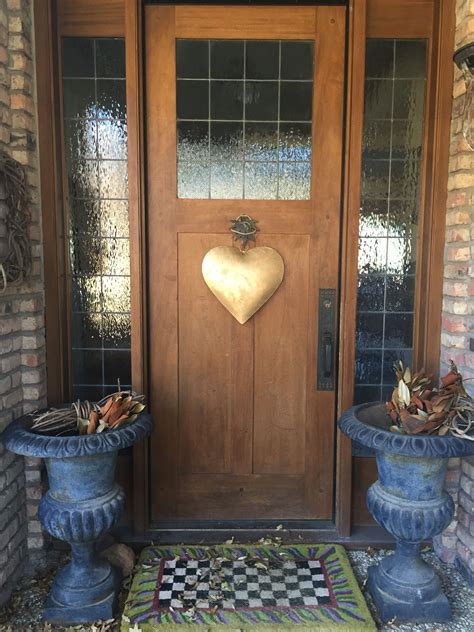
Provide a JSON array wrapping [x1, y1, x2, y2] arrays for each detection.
[[146, 5, 179, 520], [126, 0, 149, 536], [336, 0, 367, 538], [414, 0, 455, 376], [307, 4, 345, 519], [35, 0, 69, 406]]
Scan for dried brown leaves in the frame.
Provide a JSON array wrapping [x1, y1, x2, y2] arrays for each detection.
[[31, 388, 146, 437], [386, 361, 473, 438]]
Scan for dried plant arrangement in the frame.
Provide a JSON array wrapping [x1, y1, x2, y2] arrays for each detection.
[[30, 387, 146, 436], [386, 361, 474, 439]]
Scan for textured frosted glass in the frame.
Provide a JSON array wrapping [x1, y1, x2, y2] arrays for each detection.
[[354, 38, 427, 425], [177, 162, 210, 199], [278, 162, 311, 200], [245, 162, 278, 199], [63, 37, 131, 398], [176, 39, 313, 200], [210, 161, 244, 199]]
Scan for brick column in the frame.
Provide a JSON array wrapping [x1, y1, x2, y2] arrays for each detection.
[[434, 0, 474, 587], [0, 0, 46, 607]]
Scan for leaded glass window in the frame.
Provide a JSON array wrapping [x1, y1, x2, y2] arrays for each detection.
[[354, 39, 427, 410], [176, 39, 313, 200], [62, 37, 131, 400]]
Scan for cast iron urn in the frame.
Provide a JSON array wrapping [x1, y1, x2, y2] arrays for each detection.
[[338, 403, 474, 623], [3, 412, 153, 625]]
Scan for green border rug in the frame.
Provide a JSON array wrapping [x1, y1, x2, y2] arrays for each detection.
[[121, 544, 375, 631]]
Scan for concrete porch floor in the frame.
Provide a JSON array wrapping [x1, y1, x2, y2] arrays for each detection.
[[0, 546, 472, 632]]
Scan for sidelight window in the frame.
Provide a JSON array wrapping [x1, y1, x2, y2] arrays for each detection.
[[62, 37, 131, 400], [354, 39, 427, 408]]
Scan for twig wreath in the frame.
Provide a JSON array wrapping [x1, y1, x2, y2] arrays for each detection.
[[0, 151, 31, 293]]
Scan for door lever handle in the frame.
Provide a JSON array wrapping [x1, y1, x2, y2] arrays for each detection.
[[322, 333, 332, 378]]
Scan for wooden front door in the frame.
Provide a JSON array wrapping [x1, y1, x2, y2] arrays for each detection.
[[146, 5, 345, 523]]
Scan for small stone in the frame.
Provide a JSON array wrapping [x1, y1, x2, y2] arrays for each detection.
[[100, 543, 136, 577]]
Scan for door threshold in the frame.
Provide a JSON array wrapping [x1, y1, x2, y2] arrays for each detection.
[[113, 525, 395, 549]]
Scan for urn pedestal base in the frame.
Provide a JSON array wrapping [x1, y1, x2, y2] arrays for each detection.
[[43, 541, 123, 625], [368, 563, 451, 623], [44, 565, 122, 625]]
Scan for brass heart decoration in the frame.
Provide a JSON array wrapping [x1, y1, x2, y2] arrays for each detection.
[[202, 246, 285, 324]]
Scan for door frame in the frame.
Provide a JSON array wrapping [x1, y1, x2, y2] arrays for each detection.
[[36, 0, 455, 540]]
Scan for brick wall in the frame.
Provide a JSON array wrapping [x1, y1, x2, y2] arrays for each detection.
[[434, 0, 474, 587], [0, 0, 46, 607]]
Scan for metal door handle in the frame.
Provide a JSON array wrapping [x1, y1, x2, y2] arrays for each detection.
[[317, 289, 336, 390], [323, 333, 332, 378]]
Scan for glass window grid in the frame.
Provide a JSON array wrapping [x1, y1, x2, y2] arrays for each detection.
[[62, 37, 131, 399], [354, 39, 427, 420], [176, 39, 313, 200]]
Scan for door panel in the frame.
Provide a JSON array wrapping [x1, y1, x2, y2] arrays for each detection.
[[146, 5, 345, 523], [253, 235, 309, 476]]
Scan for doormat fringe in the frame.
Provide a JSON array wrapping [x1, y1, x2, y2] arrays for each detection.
[[121, 544, 375, 631]]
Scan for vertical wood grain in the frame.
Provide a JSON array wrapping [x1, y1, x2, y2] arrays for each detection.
[[146, 6, 178, 519], [178, 234, 233, 475], [126, 0, 148, 534], [253, 235, 309, 476], [304, 5, 346, 519], [336, 0, 367, 537], [35, 0, 69, 405], [414, 0, 455, 377]]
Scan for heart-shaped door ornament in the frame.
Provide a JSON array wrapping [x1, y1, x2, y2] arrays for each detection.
[[202, 245, 284, 324]]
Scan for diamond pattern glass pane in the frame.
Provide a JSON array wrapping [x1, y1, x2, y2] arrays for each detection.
[[354, 39, 427, 442], [176, 39, 313, 200], [62, 37, 131, 399]]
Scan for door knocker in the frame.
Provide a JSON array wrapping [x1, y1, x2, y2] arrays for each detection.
[[202, 215, 285, 324]]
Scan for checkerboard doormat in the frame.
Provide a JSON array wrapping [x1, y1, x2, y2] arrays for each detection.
[[122, 544, 375, 631]]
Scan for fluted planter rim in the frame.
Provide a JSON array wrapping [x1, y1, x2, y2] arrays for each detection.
[[2, 412, 153, 458], [338, 402, 474, 459]]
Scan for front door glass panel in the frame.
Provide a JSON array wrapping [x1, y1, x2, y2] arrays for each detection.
[[176, 39, 313, 199]]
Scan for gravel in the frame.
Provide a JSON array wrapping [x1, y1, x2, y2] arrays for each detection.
[[0, 546, 472, 631]]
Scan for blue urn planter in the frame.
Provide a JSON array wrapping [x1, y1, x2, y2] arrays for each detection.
[[338, 403, 474, 624], [3, 412, 153, 625]]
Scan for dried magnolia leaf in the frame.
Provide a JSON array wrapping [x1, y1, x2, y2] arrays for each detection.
[[87, 411, 99, 434], [403, 366, 411, 383], [398, 379, 411, 407]]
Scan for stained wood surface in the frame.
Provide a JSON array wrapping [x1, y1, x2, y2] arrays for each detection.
[[146, 5, 345, 522], [414, 0, 455, 377], [57, 0, 124, 36], [126, 0, 149, 535], [175, 6, 317, 39], [336, 0, 367, 537], [35, 0, 69, 405], [351, 458, 378, 526], [366, 0, 433, 37]]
